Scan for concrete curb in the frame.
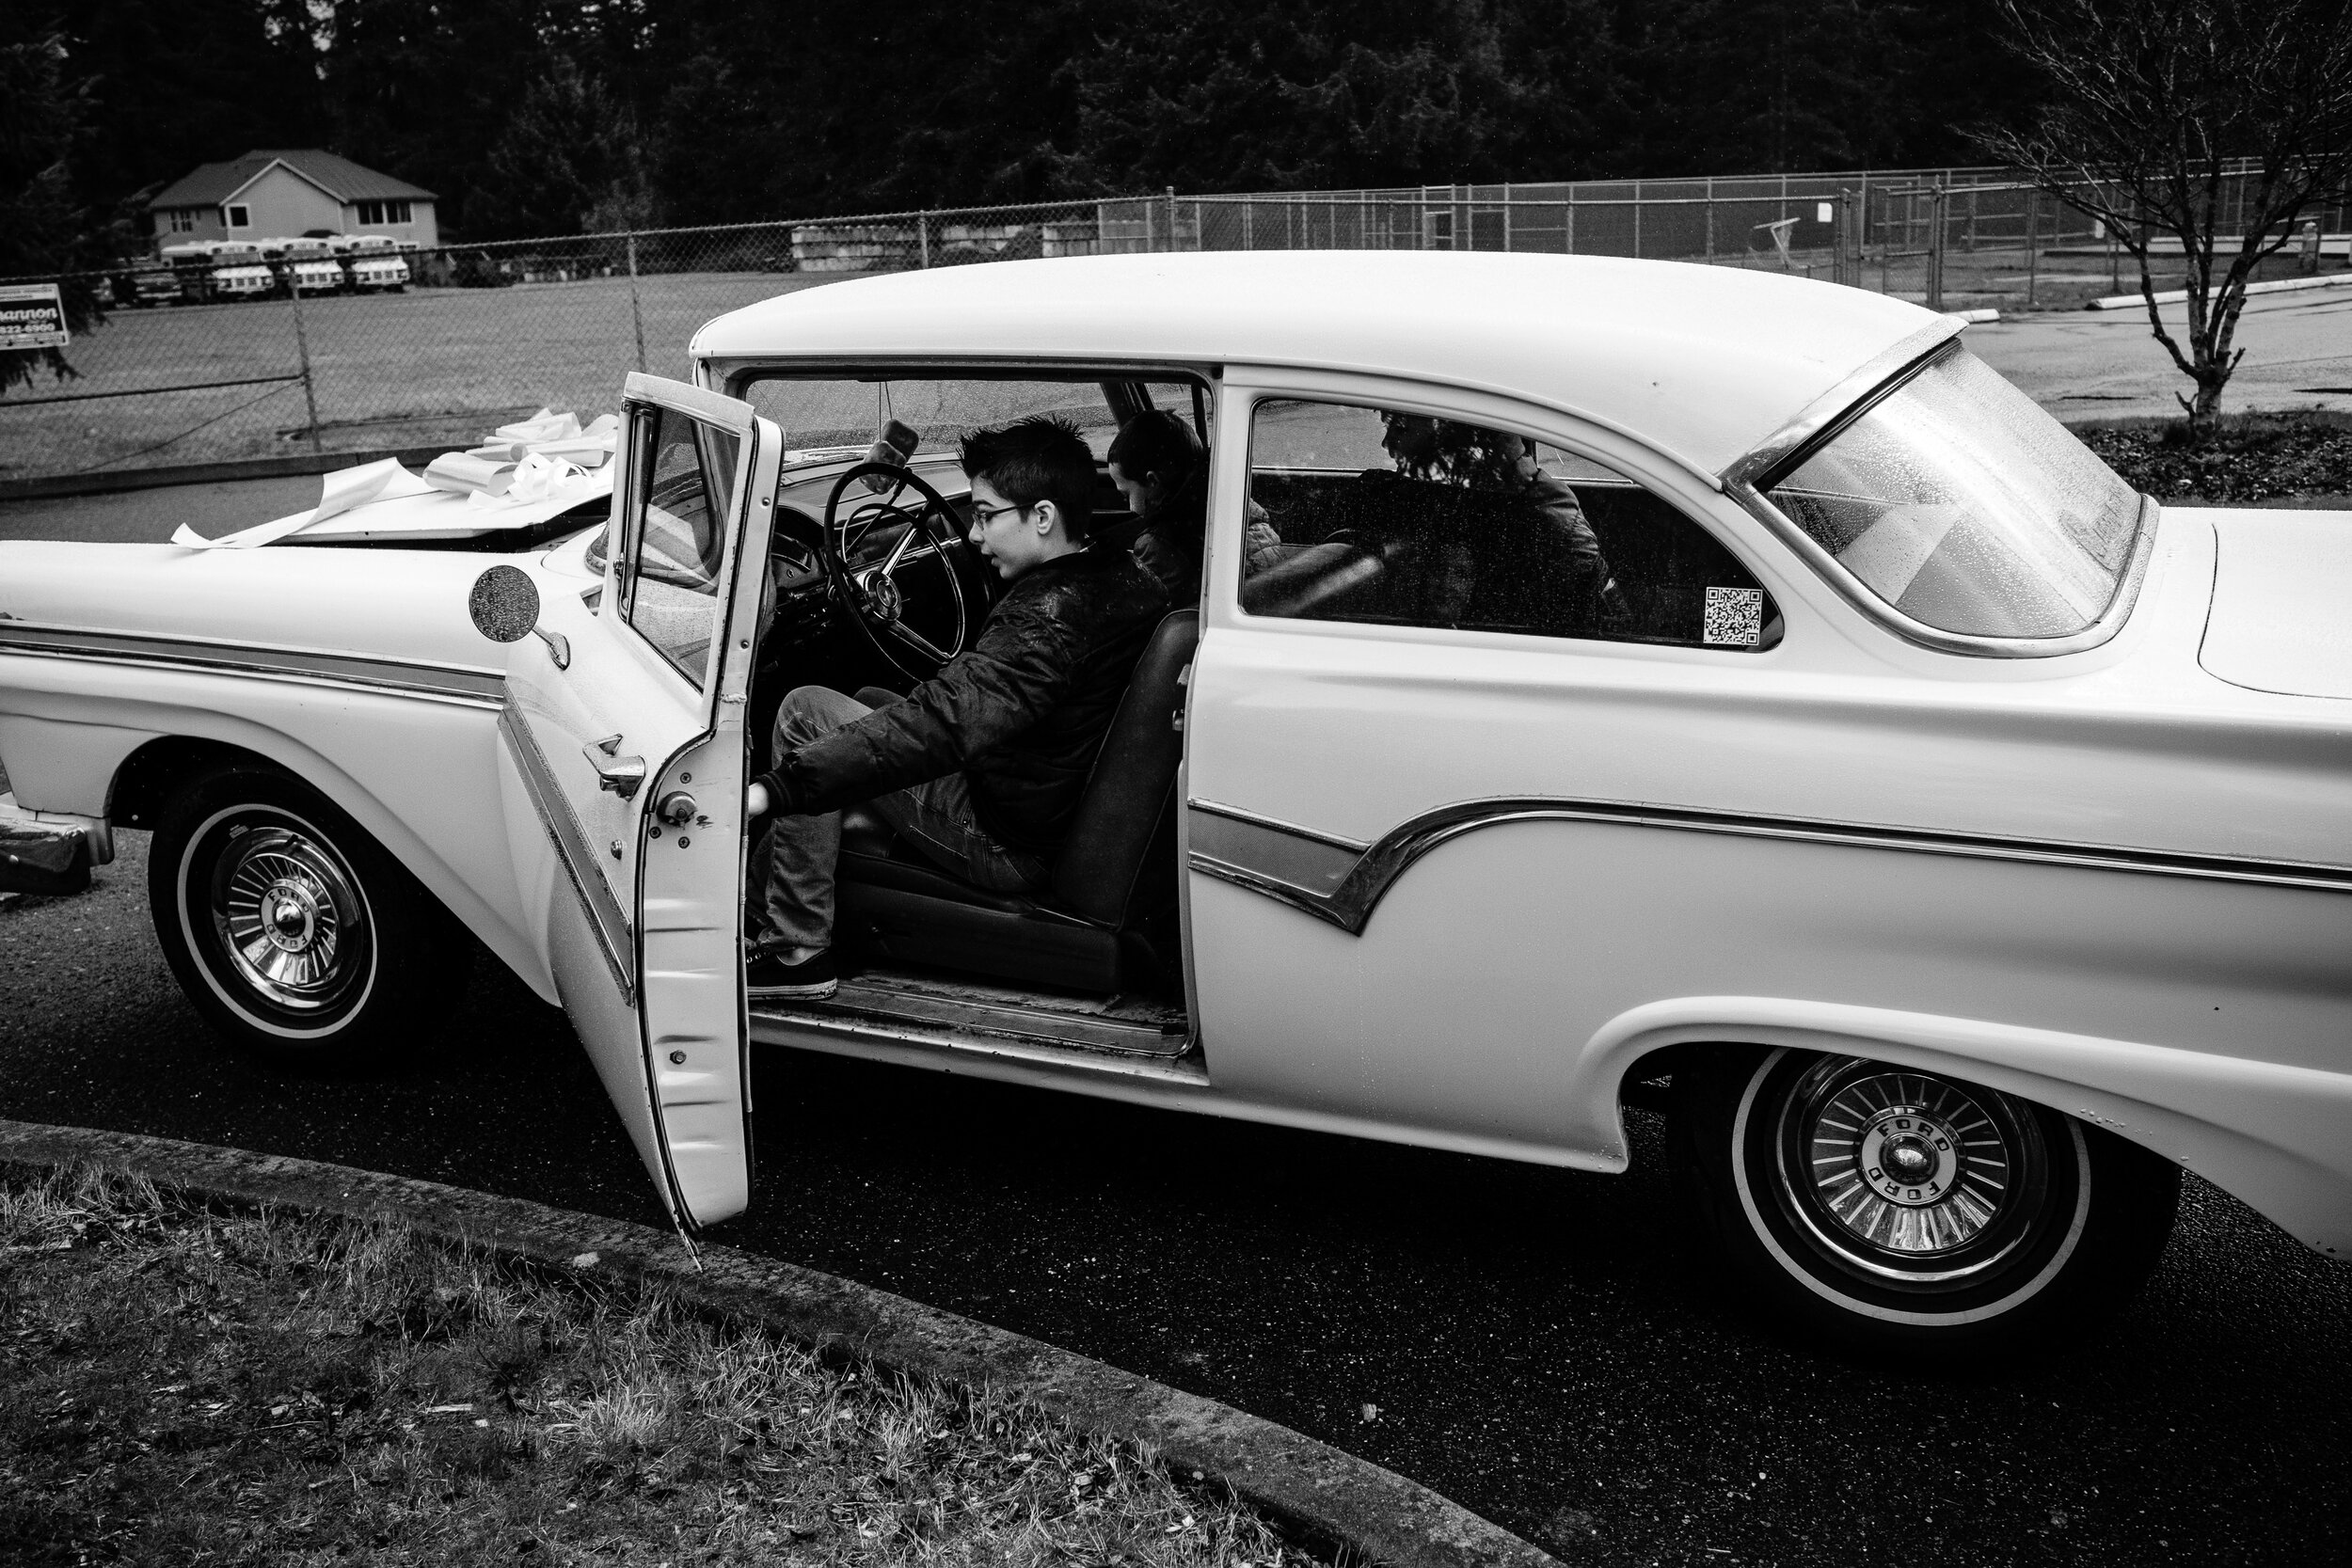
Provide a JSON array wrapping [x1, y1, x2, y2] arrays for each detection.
[[0, 1119, 1556, 1568]]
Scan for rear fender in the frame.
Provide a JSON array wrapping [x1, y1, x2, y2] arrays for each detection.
[[1584, 997, 2352, 1257]]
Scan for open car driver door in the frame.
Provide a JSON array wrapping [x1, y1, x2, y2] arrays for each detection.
[[497, 372, 780, 1234]]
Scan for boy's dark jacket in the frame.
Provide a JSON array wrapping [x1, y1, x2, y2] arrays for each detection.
[[757, 546, 1168, 854]]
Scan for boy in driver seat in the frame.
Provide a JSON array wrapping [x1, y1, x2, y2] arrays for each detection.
[[745, 415, 1168, 999]]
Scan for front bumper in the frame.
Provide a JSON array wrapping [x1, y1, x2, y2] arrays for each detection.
[[0, 799, 93, 895]]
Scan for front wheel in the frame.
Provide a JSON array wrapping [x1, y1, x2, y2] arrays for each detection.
[[149, 768, 468, 1070], [1673, 1047, 2178, 1351]]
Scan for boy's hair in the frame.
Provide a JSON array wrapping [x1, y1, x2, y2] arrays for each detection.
[[1106, 408, 1205, 486], [960, 415, 1099, 542]]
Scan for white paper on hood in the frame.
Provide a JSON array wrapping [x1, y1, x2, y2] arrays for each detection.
[[422, 451, 518, 497], [462, 451, 606, 511], [170, 457, 434, 549]]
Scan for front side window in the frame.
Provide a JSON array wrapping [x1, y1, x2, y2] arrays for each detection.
[[620, 403, 738, 689], [225, 205, 249, 230], [167, 210, 196, 233], [1763, 345, 2142, 640], [1241, 398, 1779, 650]]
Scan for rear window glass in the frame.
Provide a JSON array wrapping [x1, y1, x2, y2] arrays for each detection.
[[1765, 346, 2142, 639]]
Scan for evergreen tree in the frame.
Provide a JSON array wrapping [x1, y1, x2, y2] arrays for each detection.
[[1, 21, 121, 392]]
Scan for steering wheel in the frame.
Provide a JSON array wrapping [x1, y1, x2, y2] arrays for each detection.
[[819, 461, 974, 681]]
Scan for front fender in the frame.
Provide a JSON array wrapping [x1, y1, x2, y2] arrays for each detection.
[[0, 657, 556, 1004], [1581, 996, 2352, 1257]]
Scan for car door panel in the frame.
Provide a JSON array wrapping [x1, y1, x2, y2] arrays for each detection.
[[500, 372, 778, 1231]]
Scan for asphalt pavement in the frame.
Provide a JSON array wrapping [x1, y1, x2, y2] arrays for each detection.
[[0, 473, 323, 546], [1953, 283, 2352, 421], [2, 835, 2344, 1566]]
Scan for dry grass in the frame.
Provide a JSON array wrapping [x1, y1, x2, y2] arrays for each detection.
[[0, 1164, 1317, 1567]]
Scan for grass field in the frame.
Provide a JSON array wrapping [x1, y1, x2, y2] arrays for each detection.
[[2, 1164, 1312, 1566], [0, 273, 839, 483]]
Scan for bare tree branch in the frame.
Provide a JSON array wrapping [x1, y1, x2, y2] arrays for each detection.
[[1974, 0, 2352, 426]]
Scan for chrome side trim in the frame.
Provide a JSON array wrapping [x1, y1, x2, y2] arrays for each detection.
[[1721, 318, 1966, 492], [1187, 797, 1369, 851], [1188, 795, 2352, 936], [499, 701, 636, 1005], [0, 624, 504, 706]]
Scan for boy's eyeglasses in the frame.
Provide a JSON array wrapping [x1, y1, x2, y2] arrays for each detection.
[[971, 500, 1030, 525]]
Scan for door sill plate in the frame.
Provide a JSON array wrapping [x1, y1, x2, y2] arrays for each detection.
[[753, 968, 1190, 1058]]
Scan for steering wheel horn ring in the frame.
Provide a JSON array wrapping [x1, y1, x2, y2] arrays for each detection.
[[818, 461, 974, 680]]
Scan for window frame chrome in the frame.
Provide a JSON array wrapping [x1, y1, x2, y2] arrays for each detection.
[[1720, 320, 2158, 660]]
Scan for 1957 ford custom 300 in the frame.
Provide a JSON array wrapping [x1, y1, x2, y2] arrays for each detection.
[[3, 252, 2345, 1347]]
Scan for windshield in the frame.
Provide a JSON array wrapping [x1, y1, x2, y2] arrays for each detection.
[[1764, 345, 2142, 640]]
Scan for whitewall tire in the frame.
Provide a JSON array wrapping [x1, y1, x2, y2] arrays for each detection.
[[149, 768, 468, 1070], [1673, 1047, 2179, 1350]]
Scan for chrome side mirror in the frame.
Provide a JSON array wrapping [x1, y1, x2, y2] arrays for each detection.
[[468, 563, 569, 669]]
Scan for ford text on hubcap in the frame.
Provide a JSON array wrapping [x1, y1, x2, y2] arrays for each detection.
[[1772, 1057, 2046, 1285]]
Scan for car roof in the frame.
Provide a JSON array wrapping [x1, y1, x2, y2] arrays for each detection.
[[691, 250, 1939, 478]]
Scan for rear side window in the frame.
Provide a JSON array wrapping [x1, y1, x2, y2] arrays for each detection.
[[1240, 399, 1778, 650]]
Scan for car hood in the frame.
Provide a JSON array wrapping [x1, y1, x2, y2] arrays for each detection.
[[2199, 510, 2352, 700], [0, 539, 525, 675]]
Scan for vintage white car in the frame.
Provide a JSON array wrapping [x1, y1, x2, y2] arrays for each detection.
[[3, 252, 2346, 1349]]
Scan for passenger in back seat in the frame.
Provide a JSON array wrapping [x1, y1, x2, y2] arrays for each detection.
[[1105, 410, 1282, 610], [1376, 414, 1629, 633]]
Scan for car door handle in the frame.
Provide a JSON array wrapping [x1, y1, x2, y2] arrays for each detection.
[[582, 746, 646, 800]]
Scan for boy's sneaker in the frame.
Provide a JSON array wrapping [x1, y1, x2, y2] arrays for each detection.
[[745, 946, 839, 1000]]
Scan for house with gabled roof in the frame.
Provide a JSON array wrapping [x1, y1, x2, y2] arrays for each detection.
[[147, 150, 438, 250]]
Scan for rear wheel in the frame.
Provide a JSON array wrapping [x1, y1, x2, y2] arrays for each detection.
[[1674, 1047, 2178, 1350], [149, 768, 468, 1070]]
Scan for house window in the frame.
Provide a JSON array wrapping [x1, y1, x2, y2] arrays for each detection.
[[226, 205, 250, 230], [166, 210, 196, 233], [356, 199, 412, 227]]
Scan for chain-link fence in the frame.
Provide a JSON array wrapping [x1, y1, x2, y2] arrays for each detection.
[[6, 164, 2346, 488]]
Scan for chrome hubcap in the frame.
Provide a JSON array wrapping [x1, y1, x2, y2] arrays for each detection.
[[213, 825, 367, 1011], [1781, 1064, 2029, 1272]]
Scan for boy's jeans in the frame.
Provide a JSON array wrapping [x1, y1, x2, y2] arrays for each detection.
[[754, 685, 1047, 953]]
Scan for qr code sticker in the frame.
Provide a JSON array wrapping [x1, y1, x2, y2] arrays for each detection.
[[1703, 586, 1764, 646]]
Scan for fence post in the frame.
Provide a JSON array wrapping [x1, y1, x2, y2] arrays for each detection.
[[1632, 180, 1643, 260], [1926, 184, 1947, 311], [1835, 188, 1852, 287], [1565, 198, 1575, 256], [626, 235, 648, 374], [1705, 177, 1715, 261], [1167, 187, 1179, 252], [918, 213, 931, 269], [283, 264, 322, 454], [2026, 192, 2040, 307]]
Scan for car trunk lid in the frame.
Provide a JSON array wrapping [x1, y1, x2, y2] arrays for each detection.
[[2199, 509, 2352, 700]]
